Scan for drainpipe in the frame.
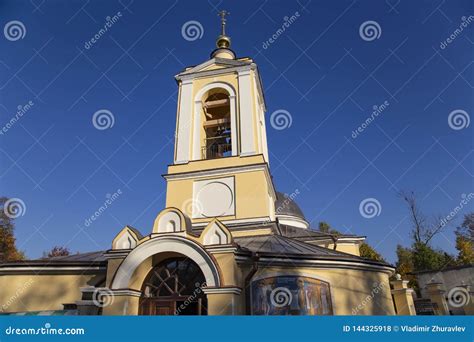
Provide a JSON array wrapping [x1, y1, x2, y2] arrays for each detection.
[[244, 252, 259, 315], [331, 234, 338, 250]]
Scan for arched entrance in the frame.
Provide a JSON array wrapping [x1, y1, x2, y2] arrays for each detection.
[[139, 258, 207, 315]]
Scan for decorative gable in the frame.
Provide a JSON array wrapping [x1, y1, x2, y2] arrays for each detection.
[[201, 219, 232, 246], [152, 208, 188, 234], [112, 226, 143, 250]]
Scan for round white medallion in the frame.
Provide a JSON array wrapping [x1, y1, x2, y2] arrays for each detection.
[[197, 181, 234, 217]]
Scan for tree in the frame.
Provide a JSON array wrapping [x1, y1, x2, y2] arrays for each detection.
[[411, 242, 455, 272], [399, 191, 449, 245], [395, 245, 417, 289], [457, 213, 474, 242], [395, 245, 414, 277], [455, 213, 474, 264], [0, 197, 24, 262], [318, 222, 384, 261], [359, 242, 385, 262], [455, 235, 474, 265], [44, 246, 70, 258], [397, 191, 458, 273], [318, 221, 340, 236]]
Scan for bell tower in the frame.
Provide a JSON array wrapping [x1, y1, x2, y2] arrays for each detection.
[[164, 11, 276, 228]]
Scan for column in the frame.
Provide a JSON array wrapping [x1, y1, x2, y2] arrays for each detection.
[[175, 79, 193, 164], [202, 287, 243, 315], [390, 276, 416, 315], [238, 69, 256, 156], [101, 290, 141, 315], [426, 282, 449, 315]]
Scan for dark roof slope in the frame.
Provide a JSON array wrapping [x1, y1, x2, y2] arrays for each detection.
[[0, 251, 107, 267], [279, 225, 335, 240], [275, 192, 306, 220], [278, 224, 364, 241], [236, 235, 354, 260], [42, 250, 107, 262], [234, 234, 393, 268]]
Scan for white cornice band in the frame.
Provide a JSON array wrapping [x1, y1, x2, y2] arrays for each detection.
[[202, 287, 242, 295]]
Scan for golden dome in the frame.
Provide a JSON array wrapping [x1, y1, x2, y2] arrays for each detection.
[[216, 34, 231, 49]]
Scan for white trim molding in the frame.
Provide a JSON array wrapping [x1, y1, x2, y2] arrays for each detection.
[[110, 236, 221, 289], [237, 69, 256, 156], [202, 287, 242, 295], [164, 162, 276, 200], [110, 289, 142, 297], [175, 79, 194, 164], [0, 265, 106, 275]]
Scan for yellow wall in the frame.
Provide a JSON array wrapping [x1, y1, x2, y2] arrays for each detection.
[[252, 267, 395, 315], [166, 169, 273, 223], [335, 243, 361, 256], [0, 273, 102, 313]]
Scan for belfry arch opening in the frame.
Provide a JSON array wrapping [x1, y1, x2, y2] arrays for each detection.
[[201, 88, 232, 159]]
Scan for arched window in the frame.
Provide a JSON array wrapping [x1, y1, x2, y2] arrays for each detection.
[[250, 276, 333, 315], [201, 89, 232, 159], [139, 258, 207, 315]]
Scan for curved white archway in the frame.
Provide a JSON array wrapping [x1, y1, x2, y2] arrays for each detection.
[[193, 81, 238, 160], [110, 236, 221, 290]]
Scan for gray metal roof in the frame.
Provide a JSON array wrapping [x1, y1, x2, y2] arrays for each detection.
[[234, 234, 361, 260], [278, 224, 337, 240], [234, 234, 393, 269], [275, 192, 306, 220], [40, 250, 107, 262]]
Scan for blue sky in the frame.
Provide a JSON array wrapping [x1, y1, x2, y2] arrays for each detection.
[[0, 0, 472, 262]]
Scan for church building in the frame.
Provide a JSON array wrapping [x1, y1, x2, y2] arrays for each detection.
[[0, 13, 397, 316]]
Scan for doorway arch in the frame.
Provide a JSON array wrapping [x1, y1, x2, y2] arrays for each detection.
[[110, 236, 221, 290], [139, 257, 207, 315]]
